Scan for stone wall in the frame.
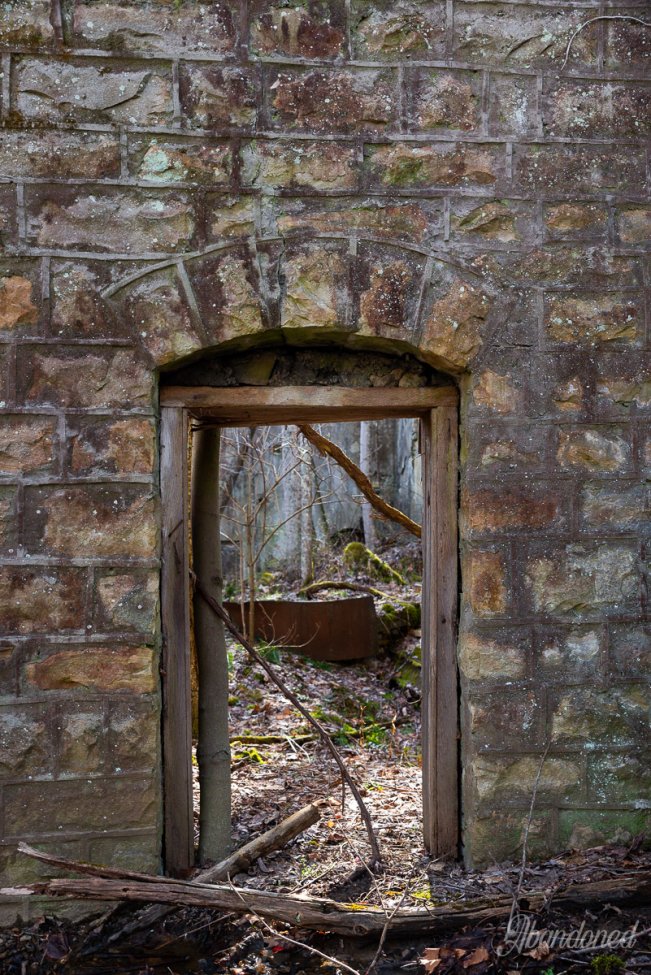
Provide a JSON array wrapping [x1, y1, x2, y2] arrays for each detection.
[[0, 0, 649, 916]]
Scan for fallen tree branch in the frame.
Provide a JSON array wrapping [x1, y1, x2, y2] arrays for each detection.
[[298, 580, 387, 600], [297, 424, 421, 538], [193, 573, 383, 869], [7, 854, 651, 937]]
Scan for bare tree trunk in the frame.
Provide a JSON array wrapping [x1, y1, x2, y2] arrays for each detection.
[[359, 421, 377, 549], [191, 426, 232, 864]]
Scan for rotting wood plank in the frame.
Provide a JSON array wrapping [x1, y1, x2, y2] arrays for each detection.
[[160, 406, 194, 877]]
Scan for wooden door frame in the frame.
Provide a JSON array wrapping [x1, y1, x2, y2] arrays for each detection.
[[160, 385, 459, 876]]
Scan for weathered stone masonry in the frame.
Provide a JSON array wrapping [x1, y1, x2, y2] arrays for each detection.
[[0, 0, 649, 917]]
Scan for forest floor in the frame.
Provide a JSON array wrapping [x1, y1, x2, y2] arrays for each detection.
[[2, 551, 650, 973]]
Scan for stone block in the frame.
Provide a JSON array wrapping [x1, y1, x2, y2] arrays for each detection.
[[463, 484, 561, 535], [281, 244, 348, 332], [453, 3, 598, 67], [450, 200, 533, 245], [67, 417, 155, 478], [420, 277, 490, 370], [408, 69, 482, 134], [588, 754, 651, 805], [0, 186, 17, 249], [474, 754, 584, 804], [14, 58, 173, 126], [537, 627, 603, 677], [355, 244, 425, 338], [108, 700, 160, 772], [617, 206, 651, 244], [544, 203, 608, 240], [180, 65, 257, 129], [0, 0, 54, 47], [207, 196, 257, 241], [27, 187, 195, 255], [241, 140, 360, 192], [465, 810, 552, 865], [269, 197, 441, 246], [269, 67, 396, 134], [0, 273, 39, 333], [119, 267, 203, 366], [129, 137, 233, 186], [18, 346, 153, 409], [544, 81, 650, 139], [0, 415, 57, 476], [609, 624, 651, 678], [0, 707, 49, 778], [0, 644, 18, 698], [458, 627, 528, 681], [58, 708, 105, 774], [71, 1, 236, 55], [513, 145, 647, 195], [50, 263, 121, 340], [545, 294, 640, 345], [472, 369, 522, 413], [0, 486, 18, 555], [0, 840, 85, 887], [88, 833, 160, 875], [552, 377, 584, 413], [0, 347, 9, 405], [366, 142, 501, 189], [0, 131, 120, 180], [466, 550, 507, 617], [581, 481, 648, 531], [559, 809, 651, 850], [23, 484, 158, 559], [551, 685, 648, 746], [187, 251, 265, 342], [351, 0, 446, 60], [250, 0, 346, 58], [95, 570, 159, 635], [481, 247, 640, 290], [488, 73, 538, 136], [467, 419, 553, 473], [557, 428, 630, 472], [468, 690, 542, 749], [605, 13, 651, 69], [0, 567, 87, 636], [3, 776, 159, 836], [24, 644, 157, 695], [525, 543, 639, 616]]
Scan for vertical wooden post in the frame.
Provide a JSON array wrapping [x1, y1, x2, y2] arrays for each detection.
[[160, 406, 194, 876], [421, 406, 459, 857]]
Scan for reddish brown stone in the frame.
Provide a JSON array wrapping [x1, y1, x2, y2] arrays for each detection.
[[20, 347, 153, 409], [0, 487, 18, 555], [557, 428, 630, 472], [274, 199, 437, 244], [131, 139, 232, 186], [545, 82, 650, 139], [270, 68, 395, 134], [0, 415, 57, 475], [180, 65, 257, 129], [514, 145, 646, 194], [464, 486, 559, 533], [545, 203, 608, 238], [96, 570, 159, 635], [251, 3, 345, 58], [23, 485, 158, 559], [25, 645, 156, 694], [359, 261, 416, 331], [0, 567, 87, 636], [0, 276, 38, 331], [413, 70, 481, 132], [617, 206, 651, 244], [467, 550, 507, 616], [0, 131, 120, 180], [473, 370, 521, 413], [68, 417, 155, 477], [420, 280, 490, 369]]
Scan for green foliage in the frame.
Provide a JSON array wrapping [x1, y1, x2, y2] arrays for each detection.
[[342, 542, 406, 584], [591, 957, 625, 975], [257, 641, 281, 665]]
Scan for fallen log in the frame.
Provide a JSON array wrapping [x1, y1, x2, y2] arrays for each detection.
[[6, 848, 651, 937]]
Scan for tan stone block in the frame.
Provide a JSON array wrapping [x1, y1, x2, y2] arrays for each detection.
[[474, 754, 583, 802], [26, 645, 156, 694], [0, 276, 38, 330], [96, 570, 159, 634], [0, 131, 120, 181], [467, 551, 507, 616], [420, 280, 490, 369], [557, 428, 629, 471], [0, 415, 57, 475], [0, 709, 49, 778], [488, 73, 537, 136], [241, 141, 360, 192], [88, 834, 160, 874], [545, 203, 607, 236], [59, 710, 105, 773], [0, 567, 87, 636], [51, 265, 117, 338], [274, 200, 437, 245], [109, 702, 159, 771], [538, 628, 602, 674], [24, 485, 158, 559], [353, 2, 446, 59], [208, 197, 257, 240], [545, 294, 639, 344], [69, 418, 155, 477], [581, 482, 647, 529], [458, 631, 527, 680], [22, 348, 153, 409], [0, 0, 54, 47], [122, 270, 202, 366], [180, 65, 257, 128], [451, 201, 521, 242], [133, 139, 232, 185], [473, 370, 522, 413], [465, 811, 552, 866], [526, 544, 638, 615], [618, 206, 651, 244], [552, 686, 648, 745], [367, 142, 500, 189], [597, 377, 651, 409], [4, 776, 159, 836], [281, 249, 347, 331], [414, 71, 480, 132]]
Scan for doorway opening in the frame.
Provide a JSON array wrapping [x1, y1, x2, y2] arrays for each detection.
[[159, 362, 459, 878]]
